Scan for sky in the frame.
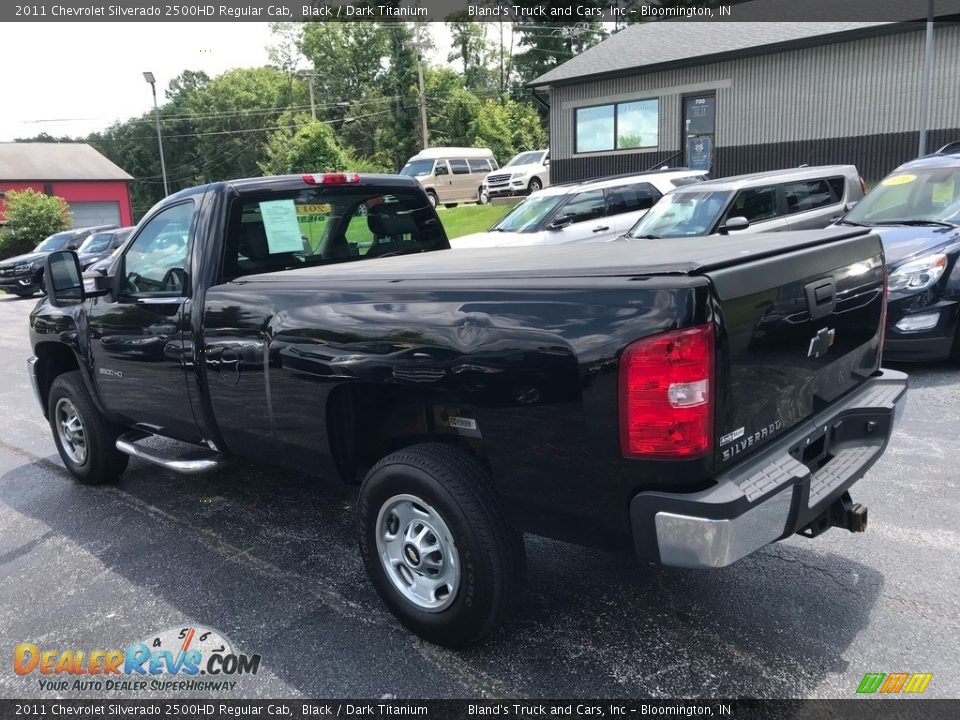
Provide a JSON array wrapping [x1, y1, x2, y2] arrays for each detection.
[[0, 23, 455, 142]]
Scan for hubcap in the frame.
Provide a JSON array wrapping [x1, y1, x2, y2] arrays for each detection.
[[376, 494, 459, 612], [55, 398, 87, 465]]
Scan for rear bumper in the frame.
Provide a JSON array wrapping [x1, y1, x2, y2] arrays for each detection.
[[630, 369, 908, 568]]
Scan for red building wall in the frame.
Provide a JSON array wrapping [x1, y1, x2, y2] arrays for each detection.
[[0, 180, 133, 226]]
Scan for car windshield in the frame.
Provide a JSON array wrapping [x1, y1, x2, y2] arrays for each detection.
[[505, 151, 545, 167], [78, 232, 115, 254], [845, 167, 960, 225], [400, 160, 435, 177], [490, 195, 565, 233], [626, 190, 733, 238], [33, 231, 78, 253]]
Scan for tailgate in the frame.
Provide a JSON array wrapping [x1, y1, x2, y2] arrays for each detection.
[[704, 231, 886, 470]]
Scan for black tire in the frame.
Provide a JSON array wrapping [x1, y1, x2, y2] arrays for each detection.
[[357, 443, 525, 647], [444, 203, 458, 209], [477, 187, 489, 205], [426, 191, 438, 208], [11, 290, 37, 298], [527, 177, 542, 193], [48, 370, 128, 485]]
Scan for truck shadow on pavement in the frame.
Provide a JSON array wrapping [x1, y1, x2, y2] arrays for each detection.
[[2, 454, 883, 698]]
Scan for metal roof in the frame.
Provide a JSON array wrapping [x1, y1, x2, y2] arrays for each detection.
[[528, 20, 898, 88], [0, 143, 132, 181]]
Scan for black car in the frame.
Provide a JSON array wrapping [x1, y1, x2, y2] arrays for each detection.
[[0, 225, 118, 297], [840, 148, 960, 362], [76, 226, 134, 270]]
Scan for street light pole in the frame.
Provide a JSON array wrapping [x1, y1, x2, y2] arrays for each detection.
[[301, 72, 318, 120], [142, 71, 169, 197]]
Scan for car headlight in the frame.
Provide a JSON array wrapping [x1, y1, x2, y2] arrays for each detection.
[[510, 172, 526, 180], [888, 253, 947, 292], [14, 262, 35, 273]]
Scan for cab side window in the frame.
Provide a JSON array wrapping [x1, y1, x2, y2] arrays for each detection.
[[433, 161, 449, 176], [556, 189, 606, 225], [122, 201, 194, 296], [606, 183, 661, 216], [728, 186, 778, 223]]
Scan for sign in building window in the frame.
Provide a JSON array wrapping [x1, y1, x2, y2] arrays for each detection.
[[575, 99, 659, 153]]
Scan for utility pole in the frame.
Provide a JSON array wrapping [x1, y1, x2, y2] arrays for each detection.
[[142, 71, 169, 197], [413, 29, 429, 150], [918, 0, 935, 156], [301, 72, 318, 120]]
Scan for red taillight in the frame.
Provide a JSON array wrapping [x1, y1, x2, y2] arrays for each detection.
[[619, 324, 715, 459], [302, 173, 360, 185]]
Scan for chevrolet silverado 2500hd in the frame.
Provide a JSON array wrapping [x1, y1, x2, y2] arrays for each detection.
[[28, 173, 907, 646]]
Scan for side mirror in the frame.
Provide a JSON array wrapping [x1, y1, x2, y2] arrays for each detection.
[[43, 250, 84, 306], [719, 216, 750, 234], [547, 217, 573, 231], [543, 158, 550, 166], [844, 201, 858, 212]]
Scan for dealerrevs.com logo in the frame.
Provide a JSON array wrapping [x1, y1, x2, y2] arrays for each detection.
[[14, 625, 261, 693], [856, 672, 933, 695]]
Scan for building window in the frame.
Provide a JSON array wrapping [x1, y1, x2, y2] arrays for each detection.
[[575, 98, 659, 154]]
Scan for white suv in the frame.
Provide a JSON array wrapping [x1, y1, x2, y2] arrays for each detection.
[[481, 150, 550, 201], [455, 169, 708, 248]]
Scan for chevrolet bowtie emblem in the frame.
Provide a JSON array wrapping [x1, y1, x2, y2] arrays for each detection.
[[807, 327, 836, 358]]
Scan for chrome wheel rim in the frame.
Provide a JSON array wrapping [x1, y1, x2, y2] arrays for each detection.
[[376, 493, 459, 612], [529, 179, 541, 192], [55, 398, 87, 465]]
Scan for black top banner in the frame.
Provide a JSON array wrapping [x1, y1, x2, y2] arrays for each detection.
[[6, 0, 960, 23]]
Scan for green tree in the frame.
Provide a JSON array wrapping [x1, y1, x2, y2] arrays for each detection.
[[446, 19, 494, 92], [1, 189, 70, 259], [259, 114, 352, 175]]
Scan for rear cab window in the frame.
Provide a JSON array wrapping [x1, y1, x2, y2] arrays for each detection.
[[220, 186, 447, 282]]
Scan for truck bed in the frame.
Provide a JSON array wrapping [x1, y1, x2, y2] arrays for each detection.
[[236, 227, 873, 283]]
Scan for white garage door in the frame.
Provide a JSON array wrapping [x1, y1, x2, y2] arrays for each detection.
[[69, 201, 121, 228]]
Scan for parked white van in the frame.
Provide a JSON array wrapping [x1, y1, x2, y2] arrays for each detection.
[[400, 147, 498, 207], [481, 149, 550, 201]]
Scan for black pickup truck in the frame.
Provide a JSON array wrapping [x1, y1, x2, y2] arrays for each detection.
[[29, 173, 907, 646]]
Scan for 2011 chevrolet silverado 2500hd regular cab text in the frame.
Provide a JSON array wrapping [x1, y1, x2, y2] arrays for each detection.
[[28, 173, 907, 646]]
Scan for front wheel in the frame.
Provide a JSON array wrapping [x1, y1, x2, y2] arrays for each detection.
[[477, 187, 489, 204], [48, 370, 128, 484], [426, 191, 438, 208], [357, 443, 525, 647], [527, 177, 542, 194]]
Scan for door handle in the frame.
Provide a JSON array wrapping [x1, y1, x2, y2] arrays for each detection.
[[592, 226, 610, 233]]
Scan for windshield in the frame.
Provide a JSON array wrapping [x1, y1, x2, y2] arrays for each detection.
[[78, 232, 115, 254], [626, 190, 733, 238], [491, 195, 565, 233], [505, 151, 545, 167], [846, 167, 960, 225], [400, 159, 435, 177], [34, 231, 78, 253]]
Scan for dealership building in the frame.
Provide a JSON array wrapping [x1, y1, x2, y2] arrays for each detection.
[[529, 21, 960, 183], [0, 143, 133, 227]]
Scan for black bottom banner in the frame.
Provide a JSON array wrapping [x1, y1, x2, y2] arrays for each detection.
[[1, 700, 959, 720]]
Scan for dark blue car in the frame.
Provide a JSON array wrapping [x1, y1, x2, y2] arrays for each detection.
[[840, 148, 960, 362]]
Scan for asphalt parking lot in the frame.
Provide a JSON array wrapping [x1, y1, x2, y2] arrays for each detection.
[[0, 292, 958, 700]]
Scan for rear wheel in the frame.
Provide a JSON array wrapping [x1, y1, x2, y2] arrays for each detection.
[[357, 443, 525, 647], [48, 371, 128, 485]]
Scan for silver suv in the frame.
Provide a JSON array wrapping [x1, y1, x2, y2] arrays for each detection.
[[623, 165, 866, 240]]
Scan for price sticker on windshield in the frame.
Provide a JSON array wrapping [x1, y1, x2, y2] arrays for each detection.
[[881, 174, 916, 186]]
